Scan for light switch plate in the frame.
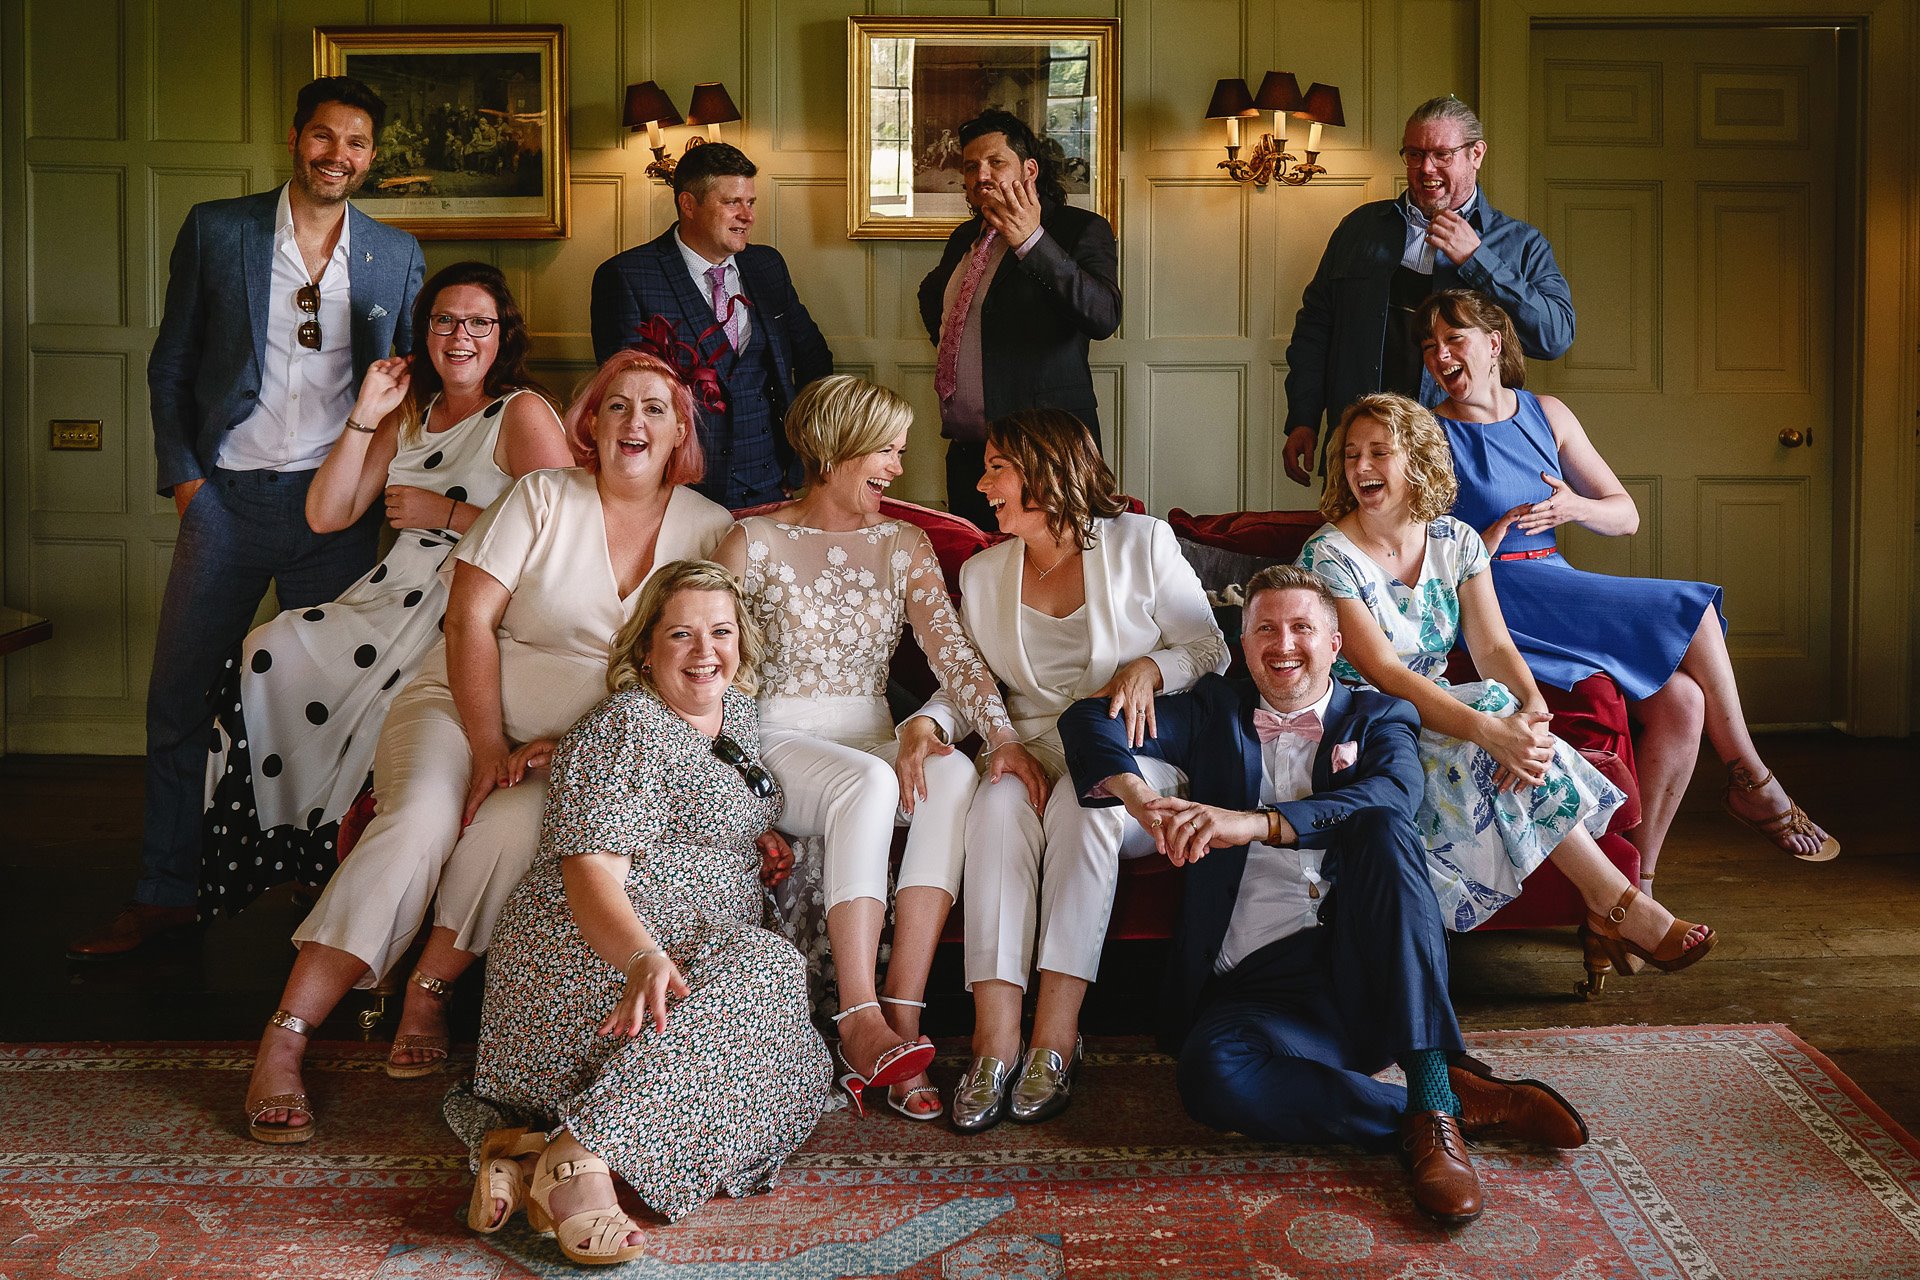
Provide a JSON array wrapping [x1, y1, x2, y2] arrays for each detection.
[[51, 420, 102, 450]]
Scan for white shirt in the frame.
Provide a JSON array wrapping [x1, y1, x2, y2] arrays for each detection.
[[1019, 604, 1093, 701], [1214, 680, 1337, 974], [1399, 188, 1479, 273], [217, 185, 354, 473], [675, 227, 753, 349]]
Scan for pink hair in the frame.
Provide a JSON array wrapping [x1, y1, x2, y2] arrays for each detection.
[[562, 351, 706, 486]]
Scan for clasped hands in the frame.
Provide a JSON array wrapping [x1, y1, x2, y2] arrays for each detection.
[[1480, 708, 1555, 793], [1108, 774, 1294, 867]]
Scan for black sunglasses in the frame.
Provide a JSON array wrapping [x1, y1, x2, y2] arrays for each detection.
[[712, 734, 776, 798], [295, 282, 322, 350]]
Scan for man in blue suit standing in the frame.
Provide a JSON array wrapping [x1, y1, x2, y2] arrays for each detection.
[[589, 142, 833, 508], [70, 77, 425, 959], [1060, 566, 1588, 1226]]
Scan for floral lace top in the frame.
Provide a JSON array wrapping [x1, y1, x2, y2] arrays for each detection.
[[1296, 517, 1490, 685], [734, 515, 1016, 748]]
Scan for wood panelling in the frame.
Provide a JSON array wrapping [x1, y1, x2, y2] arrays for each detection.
[[1543, 60, 1661, 146], [1145, 179, 1245, 338], [1145, 363, 1245, 513], [29, 166, 128, 328], [1697, 477, 1810, 658], [1561, 476, 1659, 580], [28, 0, 124, 141], [1696, 64, 1807, 147], [27, 539, 130, 704], [1695, 183, 1809, 392], [767, 176, 872, 341], [1545, 180, 1660, 391], [148, 167, 255, 327], [153, 0, 250, 143], [30, 352, 130, 517]]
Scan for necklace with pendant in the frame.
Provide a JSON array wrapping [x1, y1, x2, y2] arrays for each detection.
[[1030, 546, 1081, 579]]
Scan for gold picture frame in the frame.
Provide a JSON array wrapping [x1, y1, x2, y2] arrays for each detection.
[[313, 25, 570, 240], [847, 16, 1118, 240]]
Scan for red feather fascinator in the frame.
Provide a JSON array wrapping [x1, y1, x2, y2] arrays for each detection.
[[629, 315, 728, 414]]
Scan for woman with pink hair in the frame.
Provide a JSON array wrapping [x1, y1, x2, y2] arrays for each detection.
[[243, 349, 734, 1144]]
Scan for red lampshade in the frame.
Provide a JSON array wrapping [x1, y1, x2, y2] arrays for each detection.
[[622, 81, 682, 130], [686, 82, 741, 126], [1299, 82, 1345, 127], [1204, 78, 1258, 120], [1252, 71, 1305, 113]]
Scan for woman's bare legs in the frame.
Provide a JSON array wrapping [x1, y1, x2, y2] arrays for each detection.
[[244, 943, 370, 1128], [389, 925, 478, 1067], [1028, 970, 1090, 1059], [1547, 826, 1710, 954], [970, 979, 1025, 1064], [1626, 671, 1704, 895], [879, 885, 950, 1115], [827, 897, 930, 1080], [539, 1130, 645, 1253]]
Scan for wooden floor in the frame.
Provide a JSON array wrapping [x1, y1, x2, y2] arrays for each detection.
[[6, 731, 1916, 1135]]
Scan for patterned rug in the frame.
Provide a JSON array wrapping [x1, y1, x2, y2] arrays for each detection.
[[4, 1025, 1917, 1279]]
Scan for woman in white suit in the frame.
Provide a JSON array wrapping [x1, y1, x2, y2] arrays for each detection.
[[903, 410, 1229, 1131]]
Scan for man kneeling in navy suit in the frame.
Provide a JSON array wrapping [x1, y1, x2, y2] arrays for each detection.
[[1059, 565, 1586, 1225]]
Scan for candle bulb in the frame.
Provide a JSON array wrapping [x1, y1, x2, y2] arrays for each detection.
[[1306, 120, 1323, 154], [1225, 116, 1241, 149], [646, 119, 663, 151], [1275, 112, 1291, 152], [706, 122, 721, 142]]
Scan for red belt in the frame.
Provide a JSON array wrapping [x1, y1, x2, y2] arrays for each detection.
[[1494, 544, 1558, 562]]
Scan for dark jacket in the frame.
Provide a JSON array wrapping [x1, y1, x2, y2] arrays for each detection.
[[1282, 192, 1574, 441], [917, 201, 1120, 438], [1060, 674, 1422, 1047], [148, 189, 425, 494]]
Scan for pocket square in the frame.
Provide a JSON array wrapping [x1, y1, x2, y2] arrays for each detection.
[[368, 304, 388, 319], [1330, 741, 1358, 772]]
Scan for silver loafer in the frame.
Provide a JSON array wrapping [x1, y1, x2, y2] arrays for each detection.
[[950, 1054, 1016, 1133], [1009, 1038, 1082, 1124]]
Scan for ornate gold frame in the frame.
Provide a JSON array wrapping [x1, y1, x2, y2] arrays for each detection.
[[847, 16, 1118, 240], [313, 25, 570, 240]]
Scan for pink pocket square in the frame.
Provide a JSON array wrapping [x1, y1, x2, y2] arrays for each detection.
[[1330, 741, 1359, 772]]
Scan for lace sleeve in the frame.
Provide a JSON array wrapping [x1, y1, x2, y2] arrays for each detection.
[[900, 528, 1016, 749]]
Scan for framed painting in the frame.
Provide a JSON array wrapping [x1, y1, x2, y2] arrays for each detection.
[[313, 25, 570, 239], [847, 16, 1118, 240]]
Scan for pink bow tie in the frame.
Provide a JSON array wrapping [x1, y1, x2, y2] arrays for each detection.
[[1254, 708, 1323, 744]]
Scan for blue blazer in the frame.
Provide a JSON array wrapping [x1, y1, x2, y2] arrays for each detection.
[[147, 188, 426, 495], [588, 226, 833, 443], [1059, 673, 1421, 1044]]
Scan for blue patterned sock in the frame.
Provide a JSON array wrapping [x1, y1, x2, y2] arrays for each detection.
[[1402, 1050, 1460, 1116]]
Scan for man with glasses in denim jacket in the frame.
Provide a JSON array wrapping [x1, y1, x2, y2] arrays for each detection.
[[69, 76, 425, 959], [1279, 96, 1575, 484]]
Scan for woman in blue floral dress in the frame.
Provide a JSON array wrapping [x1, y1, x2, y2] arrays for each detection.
[[452, 560, 834, 1266], [1298, 394, 1714, 976]]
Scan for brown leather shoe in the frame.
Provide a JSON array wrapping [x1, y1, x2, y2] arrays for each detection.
[[1399, 1109, 1482, 1226], [1451, 1055, 1589, 1149], [66, 904, 200, 960]]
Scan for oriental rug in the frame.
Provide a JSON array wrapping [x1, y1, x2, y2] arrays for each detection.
[[2, 1024, 1916, 1279]]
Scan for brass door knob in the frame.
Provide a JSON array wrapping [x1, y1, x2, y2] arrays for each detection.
[[1778, 427, 1811, 448]]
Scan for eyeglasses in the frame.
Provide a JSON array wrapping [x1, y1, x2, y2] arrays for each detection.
[[295, 283, 322, 350], [427, 313, 500, 338], [1398, 145, 1470, 166], [712, 734, 777, 798]]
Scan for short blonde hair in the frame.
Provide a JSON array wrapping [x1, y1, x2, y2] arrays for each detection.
[[783, 375, 914, 485], [1245, 564, 1339, 628], [607, 559, 762, 697], [1319, 393, 1458, 524]]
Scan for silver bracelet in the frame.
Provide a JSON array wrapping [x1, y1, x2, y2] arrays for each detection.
[[623, 946, 666, 978]]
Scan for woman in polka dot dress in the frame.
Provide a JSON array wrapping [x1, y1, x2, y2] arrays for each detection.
[[455, 561, 833, 1263], [201, 262, 572, 917]]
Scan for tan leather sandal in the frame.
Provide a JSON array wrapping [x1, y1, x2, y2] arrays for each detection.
[[1724, 768, 1839, 863], [385, 969, 452, 1080], [526, 1141, 648, 1265], [246, 1009, 316, 1144], [467, 1126, 550, 1234]]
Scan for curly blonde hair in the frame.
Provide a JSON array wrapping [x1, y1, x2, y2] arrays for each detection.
[[606, 560, 762, 697], [985, 409, 1126, 547], [783, 374, 914, 487], [1318, 393, 1458, 524]]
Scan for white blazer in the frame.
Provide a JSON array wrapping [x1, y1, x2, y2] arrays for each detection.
[[916, 512, 1228, 769]]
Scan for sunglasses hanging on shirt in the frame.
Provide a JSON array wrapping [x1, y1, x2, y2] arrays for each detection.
[[295, 282, 322, 350]]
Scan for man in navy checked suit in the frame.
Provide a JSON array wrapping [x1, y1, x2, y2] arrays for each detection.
[[589, 143, 833, 508], [1060, 566, 1589, 1225]]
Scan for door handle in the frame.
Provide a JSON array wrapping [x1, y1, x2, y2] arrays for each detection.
[[1778, 427, 1812, 448]]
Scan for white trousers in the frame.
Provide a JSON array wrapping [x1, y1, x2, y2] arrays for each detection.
[[292, 645, 603, 987], [963, 755, 1185, 989], [760, 695, 979, 910]]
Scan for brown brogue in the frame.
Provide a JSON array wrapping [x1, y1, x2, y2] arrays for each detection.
[[1399, 1109, 1483, 1226], [66, 904, 200, 960], [1451, 1056, 1589, 1149]]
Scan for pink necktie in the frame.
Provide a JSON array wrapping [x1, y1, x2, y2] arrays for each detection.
[[705, 263, 742, 352], [934, 228, 1000, 403], [1254, 708, 1324, 744]]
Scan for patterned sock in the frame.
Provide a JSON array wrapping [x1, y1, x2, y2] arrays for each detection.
[[1401, 1049, 1460, 1116]]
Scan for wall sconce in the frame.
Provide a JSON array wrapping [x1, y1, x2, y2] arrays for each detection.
[[623, 81, 685, 183], [685, 82, 741, 142], [1207, 73, 1344, 187]]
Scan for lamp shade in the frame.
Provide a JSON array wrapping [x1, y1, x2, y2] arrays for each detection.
[[622, 81, 682, 129], [1252, 71, 1305, 113], [1204, 78, 1258, 120], [686, 81, 741, 126], [1299, 82, 1345, 127]]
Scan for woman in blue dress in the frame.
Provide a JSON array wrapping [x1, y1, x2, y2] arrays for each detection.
[[1418, 289, 1837, 894], [1298, 394, 1712, 977]]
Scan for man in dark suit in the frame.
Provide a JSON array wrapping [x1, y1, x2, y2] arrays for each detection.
[[70, 77, 426, 959], [1059, 566, 1588, 1225], [589, 142, 833, 508], [917, 110, 1120, 528]]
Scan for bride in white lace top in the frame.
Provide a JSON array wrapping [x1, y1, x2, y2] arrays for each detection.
[[718, 375, 1047, 1122]]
